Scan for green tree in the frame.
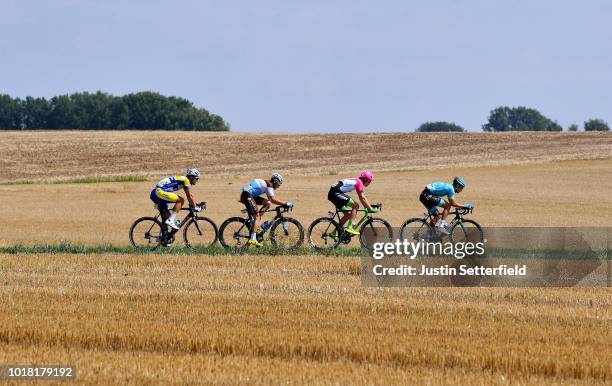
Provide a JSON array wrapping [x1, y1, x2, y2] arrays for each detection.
[[48, 95, 78, 129], [0, 94, 23, 129], [482, 106, 562, 132], [69, 91, 114, 129], [416, 121, 465, 132], [21, 96, 51, 129], [2, 91, 230, 131], [567, 123, 579, 132], [584, 119, 610, 131]]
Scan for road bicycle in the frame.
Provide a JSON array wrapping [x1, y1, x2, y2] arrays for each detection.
[[307, 203, 392, 251], [218, 204, 304, 251], [129, 201, 218, 249], [398, 207, 483, 243]]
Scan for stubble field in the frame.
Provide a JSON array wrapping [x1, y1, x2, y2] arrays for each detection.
[[0, 131, 611, 384]]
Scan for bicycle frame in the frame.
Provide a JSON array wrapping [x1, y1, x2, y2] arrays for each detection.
[[241, 205, 292, 236], [154, 202, 207, 237], [328, 207, 373, 232], [424, 207, 472, 226]]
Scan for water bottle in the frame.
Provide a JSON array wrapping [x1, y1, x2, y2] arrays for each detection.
[[261, 221, 271, 231]]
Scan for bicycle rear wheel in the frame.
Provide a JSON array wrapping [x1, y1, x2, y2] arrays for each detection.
[[399, 218, 434, 242], [183, 217, 219, 248], [129, 217, 163, 250], [359, 218, 393, 250], [307, 217, 342, 251], [219, 217, 250, 252], [269, 217, 304, 250]]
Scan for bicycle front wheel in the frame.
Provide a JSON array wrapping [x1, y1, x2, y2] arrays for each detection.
[[219, 217, 250, 252], [449, 220, 484, 244], [307, 217, 342, 251], [359, 218, 393, 250], [129, 217, 163, 250], [269, 217, 304, 250], [183, 217, 219, 248]]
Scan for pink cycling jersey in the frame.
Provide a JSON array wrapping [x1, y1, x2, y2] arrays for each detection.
[[336, 178, 364, 194]]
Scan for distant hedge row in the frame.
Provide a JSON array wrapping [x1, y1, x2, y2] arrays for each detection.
[[0, 91, 229, 131], [416, 106, 609, 132]]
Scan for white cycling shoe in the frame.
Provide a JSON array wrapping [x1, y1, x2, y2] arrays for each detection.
[[165, 218, 180, 230], [436, 224, 450, 235]]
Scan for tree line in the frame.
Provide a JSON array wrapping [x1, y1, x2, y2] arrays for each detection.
[[0, 91, 229, 131], [417, 106, 609, 132]]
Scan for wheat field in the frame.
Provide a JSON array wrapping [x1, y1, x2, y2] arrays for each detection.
[[1, 131, 611, 181], [0, 131, 611, 384], [1, 253, 610, 384]]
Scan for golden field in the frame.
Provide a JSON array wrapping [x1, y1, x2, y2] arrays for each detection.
[[0, 131, 611, 384], [1, 254, 610, 384], [0, 159, 611, 246], [1, 131, 611, 181]]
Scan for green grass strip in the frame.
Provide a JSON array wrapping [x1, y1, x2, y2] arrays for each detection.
[[0, 243, 364, 257], [12, 176, 148, 185]]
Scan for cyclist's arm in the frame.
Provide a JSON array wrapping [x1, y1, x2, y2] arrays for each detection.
[[267, 194, 286, 206], [184, 187, 196, 208], [357, 193, 373, 210], [448, 197, 469, 209]]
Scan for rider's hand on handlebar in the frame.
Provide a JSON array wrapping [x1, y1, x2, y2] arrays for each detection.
[[193, 205, 202, 212], [465, 203, 474, 210], [285, 202, 294, 209], [368, 206, 380, 213]]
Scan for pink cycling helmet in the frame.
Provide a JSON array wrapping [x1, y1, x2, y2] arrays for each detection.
[[359, 170, 374, 183]]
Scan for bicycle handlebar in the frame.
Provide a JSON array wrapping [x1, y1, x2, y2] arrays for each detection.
[[240, 204, 293, 215], [181, 201, 207, 211], [452, 207, 473, 215]]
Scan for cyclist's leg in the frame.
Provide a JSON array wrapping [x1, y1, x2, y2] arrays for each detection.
[[255, 196, 269, 215], [420, 190, 440, 226], [155, 189, 181, 226], [439, 200, 451, 223], [172, 196, 185, 212], [328, 188, 354, 226], [240, 191, 259, 236], [151, 189, 172, 231]]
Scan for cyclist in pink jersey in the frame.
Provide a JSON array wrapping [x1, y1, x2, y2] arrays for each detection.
[[327, 170, 377, 236]]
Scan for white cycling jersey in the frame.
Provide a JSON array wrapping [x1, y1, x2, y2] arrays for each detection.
[[243, 178, 275, 197], [331, 178, 365, 194]]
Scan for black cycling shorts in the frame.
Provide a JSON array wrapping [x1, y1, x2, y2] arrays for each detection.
[[240, 191, 266, 217], [328, 187, 352, 209], [419, 188, 443, 213]]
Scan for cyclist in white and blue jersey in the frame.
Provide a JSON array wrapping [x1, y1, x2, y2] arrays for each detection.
[[419, 176, 473, 234], [240, 173, 293, 247]]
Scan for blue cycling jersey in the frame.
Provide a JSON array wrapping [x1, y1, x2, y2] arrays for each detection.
[[426, 182, 455, 199]]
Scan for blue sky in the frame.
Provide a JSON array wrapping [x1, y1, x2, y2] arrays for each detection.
[[1, 0, 611, 131]]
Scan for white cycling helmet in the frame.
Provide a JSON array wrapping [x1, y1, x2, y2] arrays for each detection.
[[186, 168, 201, 178], [271, 172, 283, 186]]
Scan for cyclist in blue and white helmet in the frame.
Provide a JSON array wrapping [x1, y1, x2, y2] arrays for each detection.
[[240, 172, 293, 247], [419, 176, 473, 234]]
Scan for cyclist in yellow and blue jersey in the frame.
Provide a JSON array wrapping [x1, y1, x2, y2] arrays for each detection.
[[150, 168, 202, 230], [419, 176, 473, 234]]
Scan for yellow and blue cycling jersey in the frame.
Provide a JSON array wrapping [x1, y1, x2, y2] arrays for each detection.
[[156, 176, 191, 192], [150, 176, 191, 211]]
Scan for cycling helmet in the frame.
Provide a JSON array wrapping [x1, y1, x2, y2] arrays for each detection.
[[186, 168, 201, 178], [271, 173, 283, 186], [453, 176, 466, 188], [359, 170, 374, 183]]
